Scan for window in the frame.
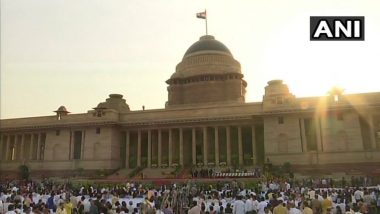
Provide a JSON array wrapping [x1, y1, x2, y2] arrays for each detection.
[[96, 128, 101, 134], [278, 117, 284, 124], [56, 130, 60, 136]]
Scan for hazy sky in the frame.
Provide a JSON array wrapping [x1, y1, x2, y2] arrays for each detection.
[[1, 0, 380, 119]]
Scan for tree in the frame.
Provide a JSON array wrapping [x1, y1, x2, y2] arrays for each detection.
[[18, 165, 30, 180]]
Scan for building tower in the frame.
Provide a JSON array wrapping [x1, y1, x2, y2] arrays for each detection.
[[166, 35, 247, 106]]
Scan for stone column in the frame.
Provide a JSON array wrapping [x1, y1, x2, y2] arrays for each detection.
[[168, 129, 173, 166], [158, 130, 162, 166], [300, 118, 308, 152], [137, 130, 141, 167], [226, 126, 231, 166], [36, 133, 41, 161], [20, 134, 25, 162], [192, 128, 196, 165], [29, 135, 34, 160], [315, 117, 323, 152], [252, 126, 256, 166], [179, 128, 184, 166], [214, 127, 219, 165], [368, 114, 377, 149], [5, 135, 10, 161], [203, 127, 208, 166], [147, 130, 152, 168], [238, 126, 243, 165], [13, 137, 18, 161], [0, 136, 2, 161], [126, 131, 130, 168]]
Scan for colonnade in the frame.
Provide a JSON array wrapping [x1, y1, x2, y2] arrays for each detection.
[[125, 125, 257, 168], [0, 133, 46, 161]]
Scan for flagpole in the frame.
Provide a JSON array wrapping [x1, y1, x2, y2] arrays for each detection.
[[205, 9, 208, 35]]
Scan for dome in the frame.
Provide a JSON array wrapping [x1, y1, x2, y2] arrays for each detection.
[[183, 35, 232, 58], [170, 35, 240, 79], [166, 35, 246, 106], [54, 106, 69, 113], [93, 94, 130, 112]]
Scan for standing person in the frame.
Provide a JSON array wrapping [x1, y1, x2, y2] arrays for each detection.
[[141, 191, 156, 214], [252, 195, 259, 214], [162, 202, 173, 214], [5, 204, 16, 214], [57, 202, 67, 214], [264, 206, 273, 214], [47, 192, 56, 213], [81, 196, 90, 214], [288, 202, 301, 214], [245, 195, 255, 214], [321, 194, 332, 214], [65, 199, 73, 214], [233, 195, 245, 214], [127, 201, 134, 213], [70, 193, 78, 213], [272, 199, 288, 214], [219, 206, 225, 214], [89, 200, 99, 214], [257, 197, 268, 214], [188, 201, 201, 214], [225, 203, 233, 214], [377, 193, 380, 214], [77, 201, 84, 214], [301, 201, 312, 214], [209, 205, 216, 214], [311, 195, 321, 214]]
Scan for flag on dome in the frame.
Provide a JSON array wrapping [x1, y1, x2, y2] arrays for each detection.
[[196, 11, 206, 19]]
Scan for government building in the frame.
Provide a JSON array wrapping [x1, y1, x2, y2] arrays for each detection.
[[1, 35, 380, 177]]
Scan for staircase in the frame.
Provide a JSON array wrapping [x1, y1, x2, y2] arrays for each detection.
[[106, 168, 133, 180]]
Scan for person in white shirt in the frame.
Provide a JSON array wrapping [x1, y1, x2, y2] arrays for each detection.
[[354, 188, 363, 201], [5, 204, 16, 214], [245, 195, 254, 214], [233, 195, 246, 214], [257, 197, 268, 214], [81, 196, 90, 214], [2, 198, 11, 214], [285, 182, 291, 192], [214, 201, 222, 214], [308, 189, 316, 200], [252, 195, 259, 213], [188, 201, 201, 214], [288, 201, 301, 214]]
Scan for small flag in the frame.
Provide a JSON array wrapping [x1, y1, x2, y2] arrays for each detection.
[[196, 11, 206, 19]]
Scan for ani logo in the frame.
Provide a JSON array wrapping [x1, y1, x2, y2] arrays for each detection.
[[310, 16, 364, 41]]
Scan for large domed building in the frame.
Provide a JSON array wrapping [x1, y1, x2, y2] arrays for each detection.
[[1, 35, 380, 178]]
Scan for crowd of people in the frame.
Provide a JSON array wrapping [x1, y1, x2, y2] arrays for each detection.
[[1, 177, 380, 214]]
